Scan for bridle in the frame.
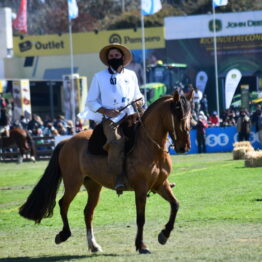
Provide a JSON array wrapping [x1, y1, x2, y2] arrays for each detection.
[[134, 97, 190, 153]]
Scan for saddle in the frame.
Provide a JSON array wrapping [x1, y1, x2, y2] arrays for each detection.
[[87, 114, 140, 156]]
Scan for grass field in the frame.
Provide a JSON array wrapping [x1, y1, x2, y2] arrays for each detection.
[[0, 153, 262, 262]]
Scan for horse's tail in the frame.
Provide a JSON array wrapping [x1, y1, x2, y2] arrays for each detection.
[[19, 141, 65, 224], [25, 130, 36, 157]]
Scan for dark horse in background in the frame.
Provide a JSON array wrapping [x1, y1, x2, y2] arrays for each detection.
[[19, 90, 193, 254], [0, 128, 36, 163]]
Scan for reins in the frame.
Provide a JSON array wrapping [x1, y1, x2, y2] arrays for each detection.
[[133, 103, 169, 154]]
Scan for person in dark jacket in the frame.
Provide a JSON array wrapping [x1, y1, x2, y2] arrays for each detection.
[[196, 114, 208, 153]]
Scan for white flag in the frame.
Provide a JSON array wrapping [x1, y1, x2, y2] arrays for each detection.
[[68, 0, 78, 20], [195, 71, 208, 94], [142, 0, 162, 16], [225, 69, 242, 109], [213, 0, 228, 7]]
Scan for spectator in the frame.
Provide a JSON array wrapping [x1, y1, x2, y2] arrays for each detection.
[[0, 98, 10, 137], [66, 120, 74, 135], [257, 109, 262, 145], [196, 114, 208, 153], [200, 94, 209, 117], [43, 122, 56, 137], [27, 114, 43, 135], [53, 114, 67, 130], [20, 115, 29, 129], [251, 104, 262, 133], [56, 122, 67, 135], [208, 111, 220, 127], [75, 117, 83, 133], [193, 87, 203, 114], [237, 109, 251, 141], [199, 110, 207, 121]]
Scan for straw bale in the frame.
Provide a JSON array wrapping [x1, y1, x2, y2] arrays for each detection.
[[232, 146, 254, 160], [233, 141, 252, 148], [245, 150, 262, 167]]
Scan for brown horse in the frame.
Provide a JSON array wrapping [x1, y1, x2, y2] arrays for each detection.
[[0, 128, 36, 163], [19, 90, 193, 254]]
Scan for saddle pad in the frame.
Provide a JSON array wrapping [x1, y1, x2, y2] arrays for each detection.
[[87, 121, 139, 156]]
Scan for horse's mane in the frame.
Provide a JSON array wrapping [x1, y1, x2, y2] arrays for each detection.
[[142, 95, 172, 121]]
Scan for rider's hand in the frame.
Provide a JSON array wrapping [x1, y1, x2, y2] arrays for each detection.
[[135, 99, 144, 108], [98, 107, 119, 118]]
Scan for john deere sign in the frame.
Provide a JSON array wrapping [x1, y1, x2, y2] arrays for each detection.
[[165, 10, 262, 40]]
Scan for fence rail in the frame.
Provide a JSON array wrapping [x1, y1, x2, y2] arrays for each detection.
[[0, 136, 55, 162]]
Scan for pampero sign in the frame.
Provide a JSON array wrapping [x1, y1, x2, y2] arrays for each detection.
[[165, 10, 262, 40]]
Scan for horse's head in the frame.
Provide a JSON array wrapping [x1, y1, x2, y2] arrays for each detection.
[[168, 90, 193, 153]]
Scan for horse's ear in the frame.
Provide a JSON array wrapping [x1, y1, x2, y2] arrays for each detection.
[[173, 90, 180, 102], [186, 89, 194, 101]]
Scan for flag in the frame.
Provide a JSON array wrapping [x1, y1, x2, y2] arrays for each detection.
[[13, 0, 27, 34], [142, 0, 162, 16], [68, 0, 78, 20], [213, 0, 228, 7], [225, 69, 242, 109]]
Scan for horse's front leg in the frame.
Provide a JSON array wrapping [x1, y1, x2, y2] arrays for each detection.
[[156, 180, 179, 245], [135, 188, 150, 254]]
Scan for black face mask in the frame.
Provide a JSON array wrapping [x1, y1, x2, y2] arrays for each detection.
[[108, 58, 123, 70]]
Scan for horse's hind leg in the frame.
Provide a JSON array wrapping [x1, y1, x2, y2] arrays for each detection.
[[55, 178, 82, 244], [83, 178, 102, 252], [156, 180, 179, 245]]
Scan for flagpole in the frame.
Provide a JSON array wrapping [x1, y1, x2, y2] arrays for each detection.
[[68, 18, 76, 134], [212, 3, 220, 116], [141, 1, 147, 104]]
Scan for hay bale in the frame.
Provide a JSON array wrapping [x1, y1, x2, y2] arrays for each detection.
[[245, 151, 262, 167], [233, 141, 252, 148], [233, 146, 254, 160], [233, 141, 254, 160]]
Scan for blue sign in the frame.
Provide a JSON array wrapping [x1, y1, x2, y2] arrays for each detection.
[[169, 126, 262, 154]]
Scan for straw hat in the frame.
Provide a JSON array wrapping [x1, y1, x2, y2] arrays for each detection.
[[99, 43, 132, 66]]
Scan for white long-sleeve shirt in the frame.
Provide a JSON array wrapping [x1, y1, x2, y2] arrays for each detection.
[[79, 68, 144, 123]]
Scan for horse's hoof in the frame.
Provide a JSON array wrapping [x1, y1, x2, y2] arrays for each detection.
[[139, 248, 151, 254], [55, 231, 71, 244], [31, 156, 36, 163], [55, 234, 62, 244], [89, 245, 103, 253], [158, 231, 168, 245]]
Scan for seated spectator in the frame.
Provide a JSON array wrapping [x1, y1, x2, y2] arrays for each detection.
[[43, 122, 57, 137], [53, 114, 67, 130], [56, 122, 67, 135], [66, 120, 74, 135], [27, 114, 43, 135], [208, 111, 220, 127]]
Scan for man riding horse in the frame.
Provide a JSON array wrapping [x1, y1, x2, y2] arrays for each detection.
[[80, 43, 144, 194]]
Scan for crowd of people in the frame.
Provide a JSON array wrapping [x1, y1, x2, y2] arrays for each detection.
[[18, 114, 84, 137], [187, 86, 262, 153]]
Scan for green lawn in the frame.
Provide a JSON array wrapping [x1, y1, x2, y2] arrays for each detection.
[[0, 153, 262, 262]]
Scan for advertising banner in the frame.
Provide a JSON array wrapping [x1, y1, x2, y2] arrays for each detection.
[[195, 71, 208, 93], [169, 126, 262, 154], [165, 10, 262, 40], [225, 69, 242, 108], [13, 27, 164, 57], [12, 79, 31, 121]]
